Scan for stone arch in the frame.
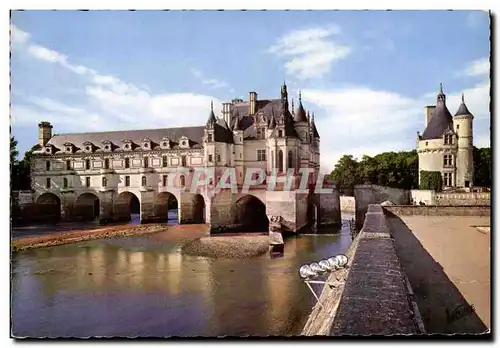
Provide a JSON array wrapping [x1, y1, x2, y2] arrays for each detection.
[[35, 193, 61, 222], [114, 191, 140, 223], [192, 194, 206, 224], [277, 150, 283, 172], [234, 194, 269, 232], [154, 191, 179, 223], [75, 192, 100, 221], [288, 150, 294, 169]]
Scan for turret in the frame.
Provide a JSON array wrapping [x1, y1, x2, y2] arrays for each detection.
[[453, 92, 475, 188]]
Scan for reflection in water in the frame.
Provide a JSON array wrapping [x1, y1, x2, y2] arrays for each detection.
[[11, 217, 353, 337]]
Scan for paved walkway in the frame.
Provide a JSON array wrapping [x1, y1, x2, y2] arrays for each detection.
[[387, 215, 490, 334]]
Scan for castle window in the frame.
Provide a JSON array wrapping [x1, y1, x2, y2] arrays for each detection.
[[66, 147, 71, 152], [144, 142, 149, 148], [278, 130, 283, 138], [46, 178, 51, 189], [425, 141, 428, 146], [457, 124, 460, 130], [163, 141, 168, 147], [86, 146, 91, 152], [104, 145, 110, 150], [162, 156, 168, 167], [443, 154, 453, 167], [443, 173, 453, 187], [163, 175, 168, 186], [257, 149, 266, 161], [444, 134, 453, 145], [208, 134, 213, 142], [142, 176, 147, 187], [181, 155, 187, 167], [66, 160, 71, 170], [125, 144, 130, 150], [256, 128, 265, 139], [102, 177, 107, 187], [63, 178, 68, 189], [208, 154, 213, 163], [125, 158, 130, 168], [104, 158, 110, 169], [144, 157, 149, 168], [46, 161, 51, 171], [125, 176, 130, 187], [180, 175, 185, 187], [85, 159, 91, 170], [288, 150, 294, 169], [216, 154, 221, 163], [85, 177, 90, 187]]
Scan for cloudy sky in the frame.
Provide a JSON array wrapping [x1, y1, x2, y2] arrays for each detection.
[[10, 10, 490, 172]]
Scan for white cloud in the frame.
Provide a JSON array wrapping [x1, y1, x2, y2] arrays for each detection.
[[11, 26, 225, 134], [27, 44, 68, 65], [268, 26, 351, 80], [303, 87, 421, 172], [191, 68, 232, 91], [10, 24, 30, 44], [305, 70, 490, 173], [466, 11, 488, 29], [464, 57, 490, 77]]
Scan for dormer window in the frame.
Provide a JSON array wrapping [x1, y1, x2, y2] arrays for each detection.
[[45, 147, 51, 154], [207, 134, 213, 142], [101, 140, 113, 152], [179, 136, 190, 149], [142, 137, 152, 150], [63, 142, 74, 153], [278, 130, 283, 138], [122, 139, 133, 151], [83, 141, 94, 153], [160, 137, 171, 149], [444, 134, 453, 145]]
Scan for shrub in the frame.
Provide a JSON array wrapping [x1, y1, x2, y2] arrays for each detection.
[[420, 171, 443, 192]]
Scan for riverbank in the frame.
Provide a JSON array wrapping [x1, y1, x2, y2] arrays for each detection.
[[11, 224, 170, 252], [182, 235, 270, 259]]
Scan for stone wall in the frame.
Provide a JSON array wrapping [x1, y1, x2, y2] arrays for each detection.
[[354, 185, 410, 230], [329, 204, 424, 335], [434, 192, 490, 206], [384, 205, 490, 217], [410, 190, 490, 206], [318, 188, 341, 226], [340, 196, 355, 213]]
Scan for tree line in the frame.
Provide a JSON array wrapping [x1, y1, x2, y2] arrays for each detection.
[[330, 148, 491, 195]]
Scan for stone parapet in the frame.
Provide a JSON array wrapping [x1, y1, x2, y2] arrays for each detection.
[[384, 205, 490, 217]]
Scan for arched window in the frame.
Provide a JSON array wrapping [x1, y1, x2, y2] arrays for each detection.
[[104, 158, 110, 169], [141, 176, 147, 187], [46, 161, 51, 171], [85, 159, 91, 170], [180, 175, 185, 187], [63, 178, 68, 188], [144, 157, 149, 168], [277, 150, 283, 173], [124, 158, 130, 168], [288, 150, 294, 169], [102, 177, 107, 187]]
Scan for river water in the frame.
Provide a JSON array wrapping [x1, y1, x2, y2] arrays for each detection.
[[11, 218, 353, 337]]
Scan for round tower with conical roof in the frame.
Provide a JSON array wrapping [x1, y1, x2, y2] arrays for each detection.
[[453, 93, 474, 188]]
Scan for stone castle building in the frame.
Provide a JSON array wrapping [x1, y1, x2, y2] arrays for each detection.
[[417, 84, 475, 189], [26, 82, 340, 232]]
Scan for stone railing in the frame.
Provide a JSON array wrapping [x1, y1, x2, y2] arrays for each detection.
[[302, 204, 425, 336]]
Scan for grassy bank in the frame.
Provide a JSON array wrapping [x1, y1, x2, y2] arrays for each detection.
[[11, 224, 168, 252]]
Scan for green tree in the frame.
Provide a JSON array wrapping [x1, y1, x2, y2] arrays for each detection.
[[330, 155, 360, 195], [419, 171, 443, 191], [474, 147, 491, 187]]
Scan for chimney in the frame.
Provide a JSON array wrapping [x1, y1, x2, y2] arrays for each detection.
[[38, 121, 53, 146], [424, 105, 435, 127], [222, 102, 232, 125], [249, 91, 257, 115]]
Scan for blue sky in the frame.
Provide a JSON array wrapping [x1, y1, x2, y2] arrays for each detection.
[[10, 10, 491, 172]]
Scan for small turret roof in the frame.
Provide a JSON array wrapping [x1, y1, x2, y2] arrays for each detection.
[[455, 93, 472, 116], [421, 84, 454, 140]]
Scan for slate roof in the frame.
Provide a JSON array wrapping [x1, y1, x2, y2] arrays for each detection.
[[455, 94, 472, 116], [45, 126, 206, 153], [421, 90, 454, 140]]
